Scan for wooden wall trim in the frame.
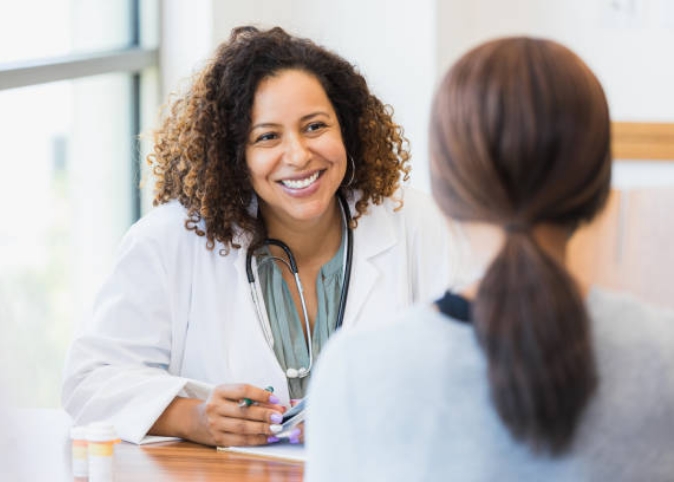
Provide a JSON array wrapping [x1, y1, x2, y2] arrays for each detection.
[[612, 122, 674, 160]]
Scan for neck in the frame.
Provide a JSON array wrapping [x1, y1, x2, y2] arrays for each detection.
[[531, 224, 569, 266], [261, 197, 343, 267], [458, 221, 585, 299]]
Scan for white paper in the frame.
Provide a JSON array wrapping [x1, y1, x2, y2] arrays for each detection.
[[137, 435, 181, 444], [217, 443, 306, 462]]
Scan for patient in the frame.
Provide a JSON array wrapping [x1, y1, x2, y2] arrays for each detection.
[[305, 37, 674, 481]]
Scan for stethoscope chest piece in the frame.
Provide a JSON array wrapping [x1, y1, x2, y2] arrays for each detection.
[[286, 367, 308, 379]]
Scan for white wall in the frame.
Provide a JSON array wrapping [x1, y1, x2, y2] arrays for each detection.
[[160, 0, 213, 98], [436, 0, 674, 122]]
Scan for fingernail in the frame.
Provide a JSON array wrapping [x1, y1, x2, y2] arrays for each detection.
[[270, 413, 283, 424], [289, 428, 301, 438], [289, 436, 301, 444], [270, 424, 283, 434], [267, 436, 279, 444], [268, 395, 280, 404]]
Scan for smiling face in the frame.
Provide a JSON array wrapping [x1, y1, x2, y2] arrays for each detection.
[[245, 69, 347, 230]]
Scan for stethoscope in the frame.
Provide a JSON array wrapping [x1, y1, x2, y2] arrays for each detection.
[[245, 194, 353, 379]]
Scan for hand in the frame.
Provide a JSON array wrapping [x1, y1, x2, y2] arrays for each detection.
[[189, 384, 286, 447]]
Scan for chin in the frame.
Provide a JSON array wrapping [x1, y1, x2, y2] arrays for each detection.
[[290, 197, 336, 221]]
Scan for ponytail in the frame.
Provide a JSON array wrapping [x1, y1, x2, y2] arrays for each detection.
[[473, 231, 597, 454]]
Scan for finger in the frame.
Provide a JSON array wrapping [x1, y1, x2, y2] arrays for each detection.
[[236, 406, 285, 426], [240, 406, 285, 425], [255, 402, 286, 412], [218, 417, 283, 437], [211, 383, 254, 403], [211, 400, 284, 424], [213, 383, 280, 406]]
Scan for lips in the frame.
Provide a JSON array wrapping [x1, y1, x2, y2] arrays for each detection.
[[279, 171, 321, 190]]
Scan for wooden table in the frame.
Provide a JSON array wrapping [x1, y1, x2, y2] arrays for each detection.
[[10, 409, 304, 481]]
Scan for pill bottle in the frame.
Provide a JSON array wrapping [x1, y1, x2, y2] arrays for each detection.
[[70, 426, 89, 479], [87, 422, 119, 482]]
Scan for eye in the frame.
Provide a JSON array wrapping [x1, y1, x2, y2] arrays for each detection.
[[305, 122, 327, 133], [253, 132, 278, 143]]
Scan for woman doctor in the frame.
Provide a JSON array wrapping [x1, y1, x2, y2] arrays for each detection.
[[61, 26, 465, 447]]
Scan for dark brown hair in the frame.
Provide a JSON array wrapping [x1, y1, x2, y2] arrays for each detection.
[[148, 26, 410, 253], [430, 37, 611, 454]]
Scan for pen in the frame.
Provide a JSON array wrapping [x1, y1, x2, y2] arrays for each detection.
[[238, 386, 274, 408]]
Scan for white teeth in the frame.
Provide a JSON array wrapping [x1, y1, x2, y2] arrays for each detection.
[[280, 171, 320, 189]]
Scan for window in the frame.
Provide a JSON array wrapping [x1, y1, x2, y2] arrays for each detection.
[[0, 0, 158, 408]]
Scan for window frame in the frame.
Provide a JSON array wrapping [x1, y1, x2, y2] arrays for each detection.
[[0, 0, 158, 220]]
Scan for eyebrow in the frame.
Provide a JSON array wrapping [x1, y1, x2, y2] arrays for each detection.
[[249, 111, 332, 132]]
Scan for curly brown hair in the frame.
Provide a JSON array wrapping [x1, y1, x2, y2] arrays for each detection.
[[148, 26, 410, 254]]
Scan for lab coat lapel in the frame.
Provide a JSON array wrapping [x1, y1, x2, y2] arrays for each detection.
[[341, 200, 397, 329]]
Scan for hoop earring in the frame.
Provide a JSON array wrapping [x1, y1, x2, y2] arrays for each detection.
[[344, 155, 356, 187]]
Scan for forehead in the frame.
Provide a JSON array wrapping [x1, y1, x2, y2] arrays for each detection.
[[250, 69, 335, 121]]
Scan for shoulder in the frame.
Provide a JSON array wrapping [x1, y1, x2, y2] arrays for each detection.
[[589, 287, 674, 338], [354, 186, 451, 236], [353, 187, 469, 289], [316, 304, 472, 381], [397, 186, 438, 210], [116, 201, 214, 267], [309, 304, 480, 441], [123, 201, 182, 239], [579, 287, 674, 459], [124, 201, 219, 251], [588, 286, 674, 369], [380, 186, 443, 221], [128, 201, 191, 238]]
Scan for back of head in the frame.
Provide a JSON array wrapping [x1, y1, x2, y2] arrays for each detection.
[[430, 37, 611, 454]]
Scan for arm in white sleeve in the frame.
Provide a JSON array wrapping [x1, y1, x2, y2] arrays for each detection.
[[61, 220, 212, 443]]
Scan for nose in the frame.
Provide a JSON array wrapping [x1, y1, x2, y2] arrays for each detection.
[[284, 134, 311, 168]]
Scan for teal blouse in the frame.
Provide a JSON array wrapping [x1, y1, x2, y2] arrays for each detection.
[[256, 231, 346, 399]]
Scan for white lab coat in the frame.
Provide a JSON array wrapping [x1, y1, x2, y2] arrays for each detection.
[[61, 188, 468, 443]]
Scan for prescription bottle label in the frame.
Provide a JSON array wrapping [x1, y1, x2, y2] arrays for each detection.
[[71, 439, 89, 478], [89, 441, 115, 457], [72, 440, 88, 458]]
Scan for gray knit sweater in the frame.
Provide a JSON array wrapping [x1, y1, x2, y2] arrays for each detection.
[[306, 287, 674, 482]]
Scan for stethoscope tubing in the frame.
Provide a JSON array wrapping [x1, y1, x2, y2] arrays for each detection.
[[334, 195, 353, 331], [245, 194, 353, 379]]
